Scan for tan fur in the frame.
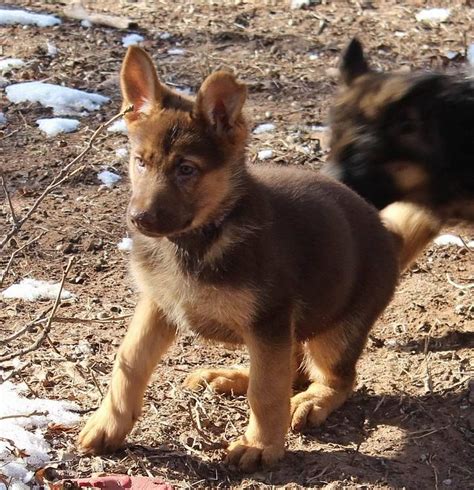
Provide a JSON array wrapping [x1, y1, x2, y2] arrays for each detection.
[[183, 367, 250, 395], [386, 161, 429, 194], [381, 202, 443, 271], [78, 296, 176, 453]]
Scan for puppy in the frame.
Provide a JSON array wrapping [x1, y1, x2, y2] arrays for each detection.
[[78, 46, 428, 472], [327, 38, 474, 224]]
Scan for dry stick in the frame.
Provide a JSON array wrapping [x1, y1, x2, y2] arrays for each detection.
[[446, 274, 474, 290], [0, 107, 132, 251], [0, 231, 45, 287], [0, 410, 48, 421], [52, 313, 132, 324], [1, 173, 18, 224], [0, 258, 74, 362], [0, 306, 52, 346]]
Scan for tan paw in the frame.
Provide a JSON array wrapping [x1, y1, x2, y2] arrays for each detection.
[[78, 405, 134, 455], [183, 368, 248, 396], [225, 436, 285, 472], [290, 391, 330, 432]]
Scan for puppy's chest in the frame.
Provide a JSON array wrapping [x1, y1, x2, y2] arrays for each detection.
[[134, 256, 257, 342]]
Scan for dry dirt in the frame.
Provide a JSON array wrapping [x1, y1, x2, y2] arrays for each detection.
[[1, 1, 473, 488]]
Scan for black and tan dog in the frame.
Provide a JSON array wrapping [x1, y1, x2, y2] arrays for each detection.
[[78, 46, 438, 471], [328, 38, 474, 225]]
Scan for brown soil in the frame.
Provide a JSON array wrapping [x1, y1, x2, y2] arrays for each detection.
[[1, 1, 473, 488]]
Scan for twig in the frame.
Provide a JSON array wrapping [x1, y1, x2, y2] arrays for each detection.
[[52, 313, 132, 324], [0, 107, 132, 251], [0, 258, 74, 362], [0, 410, 48, 421], [0, 231, 45, 287], [0, 306, 52, 345], [446, 274, 474, 290], [1, 173, 17, 224]]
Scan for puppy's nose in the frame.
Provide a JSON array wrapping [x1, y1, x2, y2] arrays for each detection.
[[129, 209, 154, 230]]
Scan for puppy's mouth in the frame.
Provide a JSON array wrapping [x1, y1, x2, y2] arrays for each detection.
[[128, 215, 194, 238]]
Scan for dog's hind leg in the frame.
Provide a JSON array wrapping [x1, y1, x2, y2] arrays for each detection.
[[78, 295, 176, 454], [290, 322, 366, 431], [183, 367, 249, 395]]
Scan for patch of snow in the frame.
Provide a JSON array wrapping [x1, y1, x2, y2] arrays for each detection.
[[81, 19, 92, 28], [467, 44, 474, 67], [415, 8, 450, 23], [253, 123, 276, 135], [174, 86, 193, 96], [310, 125, 328, 132], [434, 234, 474, 248], [122, 33, 144, 47], [0, 58, 25, 73], [394, 31, 407, 38], [98, 170, 121, 187], [308, 52, 319, 61], [167, 48, 185, 56], [0, 9, 61, 27], [291, 0, 312, 8], [36, 118, 79, 137], [107, 118, 128, 134], [0, 381, 79, 486], [160, 32, 171, 40], [0, 112, 6, 127], [118, 237, 133, 251], [115, 147, 128, 158], [5, 82, 109, 116], [2, 278, 73, 301], [46, 42, 58, 56], [446, 50, 459, 60], [258, 149, 273, 160]]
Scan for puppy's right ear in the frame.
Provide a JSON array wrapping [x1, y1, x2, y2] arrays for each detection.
[[339, 38, 370, 86], [120, 46, 166, 120]]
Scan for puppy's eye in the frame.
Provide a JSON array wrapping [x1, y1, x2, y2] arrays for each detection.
[[176, 162, 198, 177], [135, 156, 145, 169]]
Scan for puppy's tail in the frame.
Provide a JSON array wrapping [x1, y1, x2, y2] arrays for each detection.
[[380, 202, 443, 272]]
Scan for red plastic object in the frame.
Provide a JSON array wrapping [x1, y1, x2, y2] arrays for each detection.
[[65, 475, 173, 489]]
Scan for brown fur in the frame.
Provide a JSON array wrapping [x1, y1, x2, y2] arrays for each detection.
[[78, 46, 425, 471]]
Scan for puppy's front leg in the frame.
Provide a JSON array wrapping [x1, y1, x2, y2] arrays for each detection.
[[78, 295, 176, 454], [227, 329, 293, 472]]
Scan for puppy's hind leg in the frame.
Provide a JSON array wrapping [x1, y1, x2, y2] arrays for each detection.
[[78, 295, 176, 454], [290, 322, 365, 432], [183, 367, 249, 396]]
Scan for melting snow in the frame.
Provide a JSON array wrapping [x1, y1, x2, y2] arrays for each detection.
[[107, 118, 128, 134], [0, 112, 6, 126], [36, 118, 80, 137], [122, 33, 144, 47], [46, 42, 58, 56], [5, 82, 109, 116], [415, 8, 450, 23], [253, 123, 276, 135], [167, 48, 185, 56], [115, 147, 128, 158], [0, 9, 61, 27], [98, 170, 121, 187], [81, 19, 92, 28], [160, 32, 171, 40], [0, 381, 79, 486], [258, 149, 273, 160], [467, 44, 474, 67], [2, 278, 73, 301], [434, 234, 474, 248], [0, 58, 25, 73], [118, 237, 133, 251]]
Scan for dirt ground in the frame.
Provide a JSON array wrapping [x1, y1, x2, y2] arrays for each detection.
[[1, 1, 473, 488]]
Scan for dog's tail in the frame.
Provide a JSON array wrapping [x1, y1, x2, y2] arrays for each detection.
[[380, 202, 443, 271]]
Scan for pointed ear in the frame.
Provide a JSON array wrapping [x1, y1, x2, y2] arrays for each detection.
[[339, 38, 370, 86], [195, 71, 247, 135], [120, 46, 165, 120]]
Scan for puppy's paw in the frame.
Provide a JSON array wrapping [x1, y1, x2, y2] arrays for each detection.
[[183, 368, 248, 396], [290, 393, 329, 432], [225, 436, 284, 472], [78, 405, 134, 455]]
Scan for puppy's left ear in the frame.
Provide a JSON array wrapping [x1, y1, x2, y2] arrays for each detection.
[[195, 71, 247, 136], [340, 38, 370, 86]]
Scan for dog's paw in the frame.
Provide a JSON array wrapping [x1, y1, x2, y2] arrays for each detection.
[[78, 406, 134, 455], [225, 436, 284, 472], [183, 368, 248, 396], [290, 390, 331, 431]]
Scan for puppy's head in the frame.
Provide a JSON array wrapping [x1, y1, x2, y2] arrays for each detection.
[[327, 38, 445, 209], [121, 47, 248, 237]]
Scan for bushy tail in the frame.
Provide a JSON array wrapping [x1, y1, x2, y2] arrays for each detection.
[[380, 202, 443, 271]]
